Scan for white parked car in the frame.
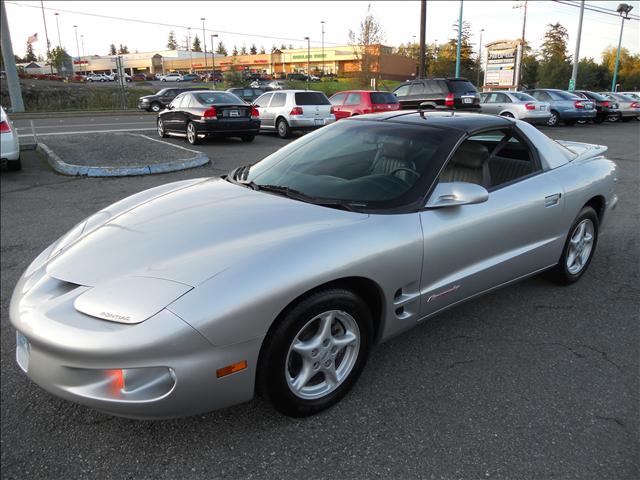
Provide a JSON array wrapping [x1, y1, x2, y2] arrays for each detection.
[[1, 106, 21, 171], [161, 73, 184, 82], [86, 73, 112, 82], [154, 73, 165, 81]]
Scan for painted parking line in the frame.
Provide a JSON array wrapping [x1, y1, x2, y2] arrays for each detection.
[[16, 122, 154, 131], [17, 128, 155, 137]]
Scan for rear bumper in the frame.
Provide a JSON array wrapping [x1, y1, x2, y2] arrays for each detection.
[[559, 110, 596, 119], [522, 115, 551, 125], [1, 132, 20, 161], [195, 119, 261, 136], [289, 116, 336, 129]]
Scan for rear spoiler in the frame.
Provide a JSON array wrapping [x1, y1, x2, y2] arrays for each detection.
[[555, 140, 608, 161]]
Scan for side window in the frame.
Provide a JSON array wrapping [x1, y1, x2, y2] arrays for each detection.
[[408, 82, 425, 95], [270, 93, 286, 107], [485, 93, 499, 103], [169, 94, 184, 109], [496, 93, 511, 103], [163, 90, 176, 99], [330, 93, 347, 105], [393, 85, 410, 97], [344, 93, 362, 105], [440, 129, 539, 189], [181, 95, 192, 108], [254, 92, 273, 107]]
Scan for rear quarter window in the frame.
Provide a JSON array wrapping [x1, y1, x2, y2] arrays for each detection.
[[370, 92, 398, 104], [551, 90, 580, 100], [295, 92, 330, 105]]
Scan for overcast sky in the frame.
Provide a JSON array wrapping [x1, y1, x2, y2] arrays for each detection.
[[4, 0, 639, 62]]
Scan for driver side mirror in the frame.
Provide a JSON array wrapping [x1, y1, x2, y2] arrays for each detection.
[[425, 182, 489, 209]]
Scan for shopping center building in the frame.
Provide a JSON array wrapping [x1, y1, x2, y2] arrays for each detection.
[[19, 44, 416, 80]]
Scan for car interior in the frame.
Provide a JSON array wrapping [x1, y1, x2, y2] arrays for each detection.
[[440, 129, 539, 190]]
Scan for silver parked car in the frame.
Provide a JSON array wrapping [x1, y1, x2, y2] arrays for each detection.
[[599, 92, 640, 122], [479, 91, 550, 124], [10, 112, 617, 419], [253, 90, 335, 138]]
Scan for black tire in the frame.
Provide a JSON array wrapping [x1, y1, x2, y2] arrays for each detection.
[[161, 78, 166, 82], [157, 118, 168, 138], [241, 135, 255, 142], [545, 206, 599, 285], [276, 118, 291, 139], [150, 102, 162, 113], [258, 288, 373, 417], [7, 157, 22, 171], [547, 110, 560, 127], [607, 114, 620, 122], [186, 122, 199, 145]]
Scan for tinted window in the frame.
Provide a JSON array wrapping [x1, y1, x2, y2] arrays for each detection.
[[496, 93, 511, 103], [409, 82, 425, 95], [330, 93, 347, 105], [295, 92, 330, 105], [448, 80, 477, 94], [370, 92, 398, 104], [254, 92, 273, 107], [195, 92, 242, 104], [511, 92, 535, 101], [581, 91, 607, 101], [170, 94, 185, 109], [393, 84, 411, 96], [345, 93, 362, 105], [244, 121, 460, 209], [270, 92, 286, 107], [181, 95, 193, 108], [551, 90, 580, 100]]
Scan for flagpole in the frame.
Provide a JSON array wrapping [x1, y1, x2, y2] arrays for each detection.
[[40, 0, 53, 73]]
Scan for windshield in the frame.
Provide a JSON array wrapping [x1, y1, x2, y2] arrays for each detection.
[[511, 92, 535, 101], [195, 92, 243, 104], [241, 120, 459, 210]]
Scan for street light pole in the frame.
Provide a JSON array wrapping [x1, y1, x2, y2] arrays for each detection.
[[201, 17, 208, 74], [73, 25, 80, 74], [611, 3, 633, 92], [477, 28, 484, 87], [569, 0, 585, 91], [321, 20, 325, 76], [187, 27, 193, 73], [80, 34, 86, 74], [455, 1, 463, 78], [54, 12, 61, 48], [40, 0, 53, 73], [304, 36, 310, 89], [210, 34, 218, 89]]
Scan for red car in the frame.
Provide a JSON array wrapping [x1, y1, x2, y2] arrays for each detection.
[[329, 90, 400, 119]]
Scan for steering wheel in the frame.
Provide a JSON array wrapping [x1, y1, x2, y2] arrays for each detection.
[[389, 167, 420, 181]]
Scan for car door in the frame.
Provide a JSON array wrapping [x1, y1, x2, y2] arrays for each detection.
[[480, 93, 501, 114], [418, 128, 566, 318], [254, 92, 274, 128], [405, 82, 426, 109], [330, 93, 348, 119], [343, 92, 362, 116], [393, 84, 411, 109], [163, 93, 185, 132]]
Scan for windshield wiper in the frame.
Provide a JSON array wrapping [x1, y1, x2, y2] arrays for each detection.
[[256, 185, 363, 212]]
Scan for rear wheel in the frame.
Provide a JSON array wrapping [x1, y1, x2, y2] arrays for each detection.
[[276, 118, 291, 139], [186, 122, 199, 145], [546, 207, 598, 285], [258, 289, 373, 417], [547, 110, 560, 127], [157, 118, 168, 138], [608, 114, 620, 122]]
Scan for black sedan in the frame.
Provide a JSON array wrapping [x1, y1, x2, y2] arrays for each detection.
[[157, 91, 260, 145], [573, 90, 620, 124]]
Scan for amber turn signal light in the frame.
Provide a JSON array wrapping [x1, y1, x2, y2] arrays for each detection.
[[216, 360, 248, 378]]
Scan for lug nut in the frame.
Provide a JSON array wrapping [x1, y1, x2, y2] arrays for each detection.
[[311, 349, 318, 357]]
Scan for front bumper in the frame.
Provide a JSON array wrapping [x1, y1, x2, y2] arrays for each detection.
[[10, 270, 262, 419], [289, 116, 336, 129]]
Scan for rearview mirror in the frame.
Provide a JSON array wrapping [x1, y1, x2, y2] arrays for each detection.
[[425, 182, 489, 209]]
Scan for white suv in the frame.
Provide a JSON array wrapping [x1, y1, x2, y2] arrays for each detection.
[[253, 90, 335, 138], [161, 73, 184, 82]]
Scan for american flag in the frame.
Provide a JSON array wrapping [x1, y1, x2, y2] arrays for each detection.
[[27, 33, 38, 44]]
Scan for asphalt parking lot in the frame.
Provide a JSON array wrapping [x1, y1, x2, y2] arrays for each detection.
[[1, 121, 638, 479]]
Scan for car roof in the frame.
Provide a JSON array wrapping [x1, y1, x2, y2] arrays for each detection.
[[348, 111, 512, 133]]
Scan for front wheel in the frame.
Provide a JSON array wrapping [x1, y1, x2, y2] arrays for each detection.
[[276, 118, 291, 139], [186, 122, 199, 145], [547, 111, 560, 127], [150, 102, 162, 113], [258, 289, 373, 417], [545, 206, 598, 285], [607, 114, 620, 122]]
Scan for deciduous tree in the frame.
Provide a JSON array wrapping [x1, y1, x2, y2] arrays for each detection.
[[348, 3, 385, 81]]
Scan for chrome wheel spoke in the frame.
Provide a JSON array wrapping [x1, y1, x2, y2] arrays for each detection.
[[291, 363, 313, 392], [566, 219, 595, 275], [333, 331, 357, 350], [324, 362, 339, 387], [318, 312, 334, 342]]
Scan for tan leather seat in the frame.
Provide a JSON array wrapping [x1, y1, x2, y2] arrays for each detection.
[[371, 139, 417, 183], [440, 142, 491, 187]]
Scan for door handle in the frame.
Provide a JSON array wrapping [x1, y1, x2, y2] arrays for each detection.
[[545, 193, 562, 207]]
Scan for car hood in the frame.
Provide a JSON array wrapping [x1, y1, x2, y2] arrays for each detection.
[[139, 94, 158, 101], [46, 178, 367, 287]]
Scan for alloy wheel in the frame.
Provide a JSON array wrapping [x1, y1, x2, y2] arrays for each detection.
[[187, 123, 196, 143], [157, 119, 164, 137], [285, 310, 360, 400], [547, 112, 559, 126], [566, 219, 594, 275]]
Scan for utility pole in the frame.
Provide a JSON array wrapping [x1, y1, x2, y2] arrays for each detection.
[[419, 0, 426, 78], [187, 27, 192, 73], [54, 12, 61, 48], [210, 33, 218, 89], [304, 36, 310, 89], [477, 28, 484, 87], [321, 20, 325, 76], [612, 3, 633, 92], [455, 0, 463, 78], [80, 34, 85, 73], [0, 0, 25, 112], [514, 0, 528, 90], [73, 25, 80, 75], [569, 1, 585, 91], [201, 17, 208, 74], [40, 0, 53, 73]]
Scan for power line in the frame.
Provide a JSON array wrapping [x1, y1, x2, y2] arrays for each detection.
[[4, 1, 348, 46], [553, 0, 640, 21]]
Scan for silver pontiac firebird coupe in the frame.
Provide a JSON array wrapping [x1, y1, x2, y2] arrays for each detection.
[[11, 111, 618, 418]]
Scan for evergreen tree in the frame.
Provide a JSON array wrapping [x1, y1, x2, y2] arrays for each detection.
[[167, 30, 178, 50], [117, 44, 129, 54], [232, 45, 238, 56], [192, 35, 202, 52], [216, 41, 228, 56], [538, 23, 571, 88], [271, 44, 279, 53], [259, 46, 266, 54], [109, 44, 117, 55], [240, 43, 248, 55], [280, 43, 287, 50], [24, 42, 37, 62], [250, 43, 257, 55]]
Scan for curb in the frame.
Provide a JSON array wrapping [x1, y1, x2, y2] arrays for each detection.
[[37, 142, 211, 177], [11, 110, 157, 120]]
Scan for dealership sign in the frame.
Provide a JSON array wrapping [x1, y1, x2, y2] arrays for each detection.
[[484, 40, 521, 89]]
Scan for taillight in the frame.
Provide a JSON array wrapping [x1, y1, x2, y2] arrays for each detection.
[[0, 120, 11, 133], [445, 93, 454, 107], [631, 102, 640, 109], [574, 100, 584, 109], [601, 101, 610, 108], [250, 106, 259, 117], [290, 106, 303, 115], [524, 102, 536, 111], [202, 106, 217, 119]]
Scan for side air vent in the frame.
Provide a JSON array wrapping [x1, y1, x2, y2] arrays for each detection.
[[393, 283, 420, 320]]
